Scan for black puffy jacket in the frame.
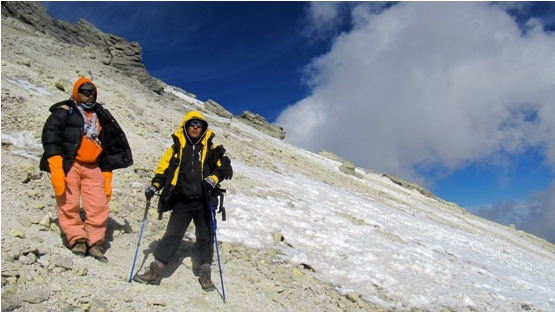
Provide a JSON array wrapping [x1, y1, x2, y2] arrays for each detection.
[[39, 99, 133, 173]]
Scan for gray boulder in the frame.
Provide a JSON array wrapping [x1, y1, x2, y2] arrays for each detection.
[[339, 162, 363, 179]]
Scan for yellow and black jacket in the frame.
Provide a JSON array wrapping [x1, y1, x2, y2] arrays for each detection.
[[153, 111, 231, 213]]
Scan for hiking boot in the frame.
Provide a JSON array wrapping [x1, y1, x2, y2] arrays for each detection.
[[88, 244, 108, 263], [133, 261, 163, 285], [198, 263, 216, 292], [71, 239, 87, 257]]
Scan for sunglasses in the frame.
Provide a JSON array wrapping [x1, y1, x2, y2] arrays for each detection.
[[189, 120, 204, 128], [79, 90, 96, 96]]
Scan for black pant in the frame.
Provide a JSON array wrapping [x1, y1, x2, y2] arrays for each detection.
[[153, 197, 214, 265]]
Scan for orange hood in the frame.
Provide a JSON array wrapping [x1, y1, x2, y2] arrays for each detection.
[[71, 77, 97, 104]]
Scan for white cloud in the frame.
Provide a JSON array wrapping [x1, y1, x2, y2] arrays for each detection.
[[277, 2, 555, 185], [274, 97, 327, 148], [303, 2, 342, 38], [475, 181, 555, 243]]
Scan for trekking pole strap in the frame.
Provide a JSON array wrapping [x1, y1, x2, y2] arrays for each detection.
[[218, 189, 227, 221]]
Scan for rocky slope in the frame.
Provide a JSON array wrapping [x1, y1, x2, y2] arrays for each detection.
[[2, 2, 554, 312]]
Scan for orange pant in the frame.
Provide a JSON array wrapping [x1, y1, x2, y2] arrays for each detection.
[[55, 161, 109, 247]]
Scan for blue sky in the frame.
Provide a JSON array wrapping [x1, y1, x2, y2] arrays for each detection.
[[42, 2, 555, 243]]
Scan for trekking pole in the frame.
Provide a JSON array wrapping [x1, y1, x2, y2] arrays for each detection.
[[128, 199, 150, 282], [209, 203, 226, 303]]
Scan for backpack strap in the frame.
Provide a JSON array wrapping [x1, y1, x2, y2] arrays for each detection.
[[157, 144, 180, 220], [58, 104, 73, 115], [217, 188, 226, 221]]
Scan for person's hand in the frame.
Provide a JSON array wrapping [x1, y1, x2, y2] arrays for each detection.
[[204, 176, 216, 188], [221, 156, 233, 180], [203, 176, 217, 198], [102, 171, 112, 201], [145, 185, 157, 200], [47, 155, 66, 196]]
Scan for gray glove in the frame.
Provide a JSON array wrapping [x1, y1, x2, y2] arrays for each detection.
[[204, 177, 216, 188], [145, 185, 157, 200], [203, 177, 217, 200]]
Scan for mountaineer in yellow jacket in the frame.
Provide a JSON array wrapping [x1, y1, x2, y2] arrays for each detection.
[[133, 110, 232, 290]]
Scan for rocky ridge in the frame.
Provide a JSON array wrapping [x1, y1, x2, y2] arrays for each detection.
[[1, 1, 165, 94]]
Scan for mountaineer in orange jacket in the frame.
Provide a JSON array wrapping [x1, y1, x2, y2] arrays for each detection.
[[40, 77, 133, 262]]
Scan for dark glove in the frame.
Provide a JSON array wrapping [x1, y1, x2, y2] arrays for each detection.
[[221, 156, 233, 180], [145, 185, 157, 200], [203, 176, 217, 199]]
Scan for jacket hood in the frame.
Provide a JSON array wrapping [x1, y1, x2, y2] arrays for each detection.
[[174, 110, 212, 146], [175, 110, 209, 134], [71, 77, 97, 104]]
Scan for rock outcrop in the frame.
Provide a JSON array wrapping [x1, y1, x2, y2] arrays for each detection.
[[382, 173, 436, 199], [319, 150, 348, 163], [237, 110, 286, 140], [1, 1, 165, 94], [339, 162, 363, 179], [204, 99, 233, 119]]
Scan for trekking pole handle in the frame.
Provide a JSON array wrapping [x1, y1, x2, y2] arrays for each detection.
[[143, 199, 151, 219]]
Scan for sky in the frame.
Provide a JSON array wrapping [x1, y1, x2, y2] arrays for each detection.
[[4, 80, 555, 310], [41, 2, 555, 243]]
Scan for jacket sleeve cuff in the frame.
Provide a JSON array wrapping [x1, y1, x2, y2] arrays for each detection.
[[208, 175, 219, 185]]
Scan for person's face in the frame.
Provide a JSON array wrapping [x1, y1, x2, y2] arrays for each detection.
[[78, 89, 96, 105], [187, 120, 204, 139]]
